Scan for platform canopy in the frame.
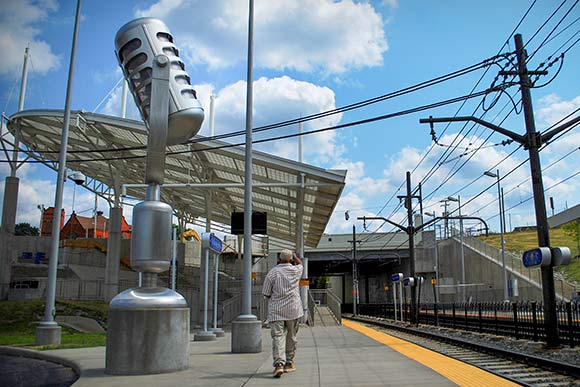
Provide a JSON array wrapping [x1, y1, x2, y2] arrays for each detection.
[[6, 109, 346, 247]]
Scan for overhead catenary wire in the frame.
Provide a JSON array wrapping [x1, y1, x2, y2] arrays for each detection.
[[2, 88, 497, 164], [357, 0, 541, 245], [526, 0, 580, 62], [416, 17, 571, 224], [14, 55, 507, 156]]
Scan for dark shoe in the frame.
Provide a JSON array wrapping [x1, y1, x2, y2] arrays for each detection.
[[273, 365, 284, 378], [284, 363, 296, 373]]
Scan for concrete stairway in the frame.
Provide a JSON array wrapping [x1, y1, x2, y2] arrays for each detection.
[[313, 305, 340, 326]]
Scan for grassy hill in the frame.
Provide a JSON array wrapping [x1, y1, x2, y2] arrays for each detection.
[[478, 227, 580, 284], [0, 300, 107, 349]]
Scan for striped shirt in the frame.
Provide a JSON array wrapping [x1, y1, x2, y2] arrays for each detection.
[[262, 263, 304, 322]]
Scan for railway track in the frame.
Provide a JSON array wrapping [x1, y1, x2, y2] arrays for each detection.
[[347, 315, 580, 387]]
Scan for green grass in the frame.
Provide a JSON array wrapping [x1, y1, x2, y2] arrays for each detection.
[[0, 300, 107, 350], [478, 228, 580, 283]]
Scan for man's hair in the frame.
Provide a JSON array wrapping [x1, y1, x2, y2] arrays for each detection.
[[279, 249, 293, 263]]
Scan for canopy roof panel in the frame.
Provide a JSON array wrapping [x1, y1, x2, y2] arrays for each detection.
[[7, 109, 346, 247]]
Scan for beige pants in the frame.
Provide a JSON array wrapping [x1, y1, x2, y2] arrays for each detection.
[[270, 319, 299, 367]]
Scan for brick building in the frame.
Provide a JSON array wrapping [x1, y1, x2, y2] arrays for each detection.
[[39, 207, 65, 237]]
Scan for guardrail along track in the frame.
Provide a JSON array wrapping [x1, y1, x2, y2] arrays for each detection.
[[348, 315, 580, 387]]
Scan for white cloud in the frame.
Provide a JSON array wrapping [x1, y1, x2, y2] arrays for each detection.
[[324, 191, 366, 233], [136, 0, 387, 74], [0, 164, 115, 229], [536, 94, 580, 130], [381, 0, 398, 8], [0, 0, 61, 77], [199, 76, 342, 161], [98, 74, 343, 161]]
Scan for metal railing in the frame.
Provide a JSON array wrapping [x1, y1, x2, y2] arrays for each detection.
[[309, 288, 342, 324], [359, 301, 580, 347], [307, 290, 317, 326], [461, 235, 577, 300], [220, 291, 266, 325]]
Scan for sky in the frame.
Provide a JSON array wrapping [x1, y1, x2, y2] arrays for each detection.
[[0, 0, 579, 241]]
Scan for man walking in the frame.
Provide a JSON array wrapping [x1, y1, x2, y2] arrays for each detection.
[[262, 249, 304, 378]]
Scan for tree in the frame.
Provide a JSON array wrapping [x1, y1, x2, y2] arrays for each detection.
[[562, 220, 580, 256], [15, 223, 40, 236]]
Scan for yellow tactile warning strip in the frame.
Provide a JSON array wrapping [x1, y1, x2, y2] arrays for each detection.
[[342, 319, 520, 387]]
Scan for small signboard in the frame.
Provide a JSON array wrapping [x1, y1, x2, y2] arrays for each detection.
[[552, 247, 571, 266], [201, 232, 223, 254], [522, 247, 551, 268], [299, 279, 309, 286], [391, 272, 403, 282], [404, 277, 415, 287]]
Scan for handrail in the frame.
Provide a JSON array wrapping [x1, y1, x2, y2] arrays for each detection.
[[461, 235, 576, 300], [307, 290, 317, 327], [326, 288, 342, 324]]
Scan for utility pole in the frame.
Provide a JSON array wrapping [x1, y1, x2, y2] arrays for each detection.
[[359, 172, 489, 325], [402, 172, 419, 324], [348, 225, 360, 316], [509, 34, 557, 346], [420, 33, 580, 348]]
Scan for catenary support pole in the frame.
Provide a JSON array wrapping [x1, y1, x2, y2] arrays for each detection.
[[498, 173, 508, 301], [405, 172, 417, 324], [514, 33, 559, 347], [458, 196, 465, 302], [35, 0, 82, 346], [419, 33, 567, 348]]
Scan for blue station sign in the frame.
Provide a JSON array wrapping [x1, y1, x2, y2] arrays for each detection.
[[391, 273, 403, 282], [404, 277, 415, 287], [522, 247, 551, 268], [201, 232, 223, 254]]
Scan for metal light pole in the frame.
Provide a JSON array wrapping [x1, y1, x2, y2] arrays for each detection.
[[34, 0, 82, 346], [484, 170, 508, 301], [447, 196, 465, 302], [439, 199, 451, 239], [231, 0, 262, 353]]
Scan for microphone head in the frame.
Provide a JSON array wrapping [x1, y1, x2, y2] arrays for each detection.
[[115, 17, 204, 145]]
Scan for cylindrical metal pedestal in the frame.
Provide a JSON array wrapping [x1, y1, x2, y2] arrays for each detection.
[[106, 287, 190, 375], [231, 318, 262, 353]]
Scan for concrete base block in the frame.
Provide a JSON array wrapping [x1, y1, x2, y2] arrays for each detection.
[[35, 323, 62, 346], [194, 330, 216, 341], [211, 328, 225, 337], [106, 287, 190, 375], [231, 318, 262, 353]]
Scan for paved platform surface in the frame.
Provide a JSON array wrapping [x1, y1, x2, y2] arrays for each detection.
[[40, 322, 459, 387]]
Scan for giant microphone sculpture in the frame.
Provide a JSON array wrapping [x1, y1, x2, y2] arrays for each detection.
[[106, 18, 204, 375]]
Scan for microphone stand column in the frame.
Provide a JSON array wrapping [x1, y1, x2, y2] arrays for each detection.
[[106, 55, 190, 375]]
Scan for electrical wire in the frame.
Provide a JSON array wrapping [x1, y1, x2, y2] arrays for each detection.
[[527, 0, 579, 62], [17, 55, 505, 156], [524, 0, 568, 50], [3, 88, 495, 164], [358, 0, 539, 245]]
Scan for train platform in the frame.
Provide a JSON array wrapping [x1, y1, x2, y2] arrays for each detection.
[[37, 319, 520, 387]]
